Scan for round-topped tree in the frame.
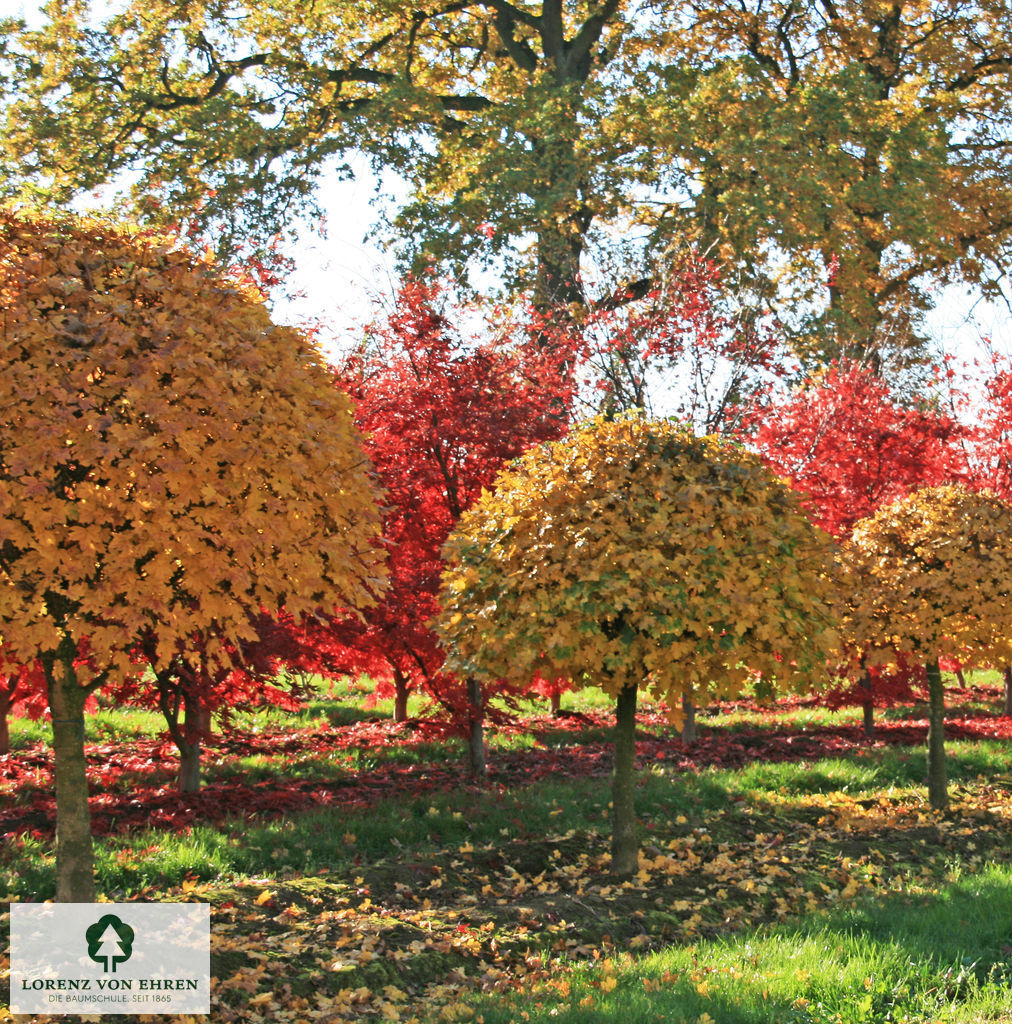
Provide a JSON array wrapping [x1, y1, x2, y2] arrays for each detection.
[[438, 414, 839, 875], [844, 485, 1012, 810]]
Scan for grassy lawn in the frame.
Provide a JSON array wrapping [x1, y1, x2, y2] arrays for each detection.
[[3, 675, 1012, 1021]]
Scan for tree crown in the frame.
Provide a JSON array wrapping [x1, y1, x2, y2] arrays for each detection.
[[843, 485, 1012, 669], [0, 209, 385, 681], [438, 414, 839, 708]]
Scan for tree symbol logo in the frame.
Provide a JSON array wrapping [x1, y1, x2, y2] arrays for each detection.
[[86, 914, 135, 974]]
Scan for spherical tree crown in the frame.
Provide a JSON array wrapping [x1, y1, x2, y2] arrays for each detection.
[[438, 414, 839, 708], [844, 484, 1012, 669], [0, 210, 385, 679]]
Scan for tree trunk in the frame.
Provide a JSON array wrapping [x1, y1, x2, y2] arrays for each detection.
[[1003, 666, 1012, 716], [549, 690, 562, 715], [0, 686, 10, 756], [466, 677, 486, 778], [862, 699, 875, 739], [534, 225, 584, 314], [393, 668, 410, 724], [858, 658, 874, 739], [680, 693, 697, 746], [177, 691, 204, 793], [925, 658, 948, 812], [178, 742, 201, 793], [954, 667, 966, 688], [44, 641, 96, 902], [611, 684, 639, 877]]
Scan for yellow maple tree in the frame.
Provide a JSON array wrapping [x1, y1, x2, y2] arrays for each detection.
[[438, 414, 839, 875], [0, 209, 386, 899], [843, 485, 1012, 810]]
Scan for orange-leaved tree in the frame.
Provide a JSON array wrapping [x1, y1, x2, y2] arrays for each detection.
[[437, 414, 839, 876], [0, 210, 385, 900], [843, 485, 1012, 811]]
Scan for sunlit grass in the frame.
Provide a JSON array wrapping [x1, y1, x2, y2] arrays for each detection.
[[468, 863, 1012, 1024]]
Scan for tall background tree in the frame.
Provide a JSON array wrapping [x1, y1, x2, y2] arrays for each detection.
[[1, 1, 1009, 366]]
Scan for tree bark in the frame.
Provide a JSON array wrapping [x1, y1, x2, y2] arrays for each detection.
[[680, 693, 697, 746], [0, 686, 10, 756], [534, 219, 585, 314], [393, 667, 410, 723], [175, 691, 204, 793], [549, 690, 562, 715], [466, 677, 486, 777], [862, 698, 875, 739], [1003, 666, 1012, 716], [925, 658, 948, 811], [178, 741, 201, 793], [44, 640, 96, 902], [611, 683, 639, 877], [858, 657, 874, 739]]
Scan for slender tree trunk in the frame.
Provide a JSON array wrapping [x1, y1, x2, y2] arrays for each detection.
[[176, 692, 202, 793], [549, 691, 562, 715], [925, 658, 948, 812], [178, 743, 200, 793], [175, 690, 209, 793], [1003, 666, 1012, 716], [44, 640, 96, 902], [861, 670, 875, 739], [0, 687, 11, 756], [393, 667, 410, 724], [611, 684, 639, 877], [954, 667, 966, 688], [466, 677, 486, 778], [862, 699, 875, 739], [681, 693, 697, 745]]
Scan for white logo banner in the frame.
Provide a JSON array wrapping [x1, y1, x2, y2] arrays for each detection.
[[10, 902, 210, 1014]]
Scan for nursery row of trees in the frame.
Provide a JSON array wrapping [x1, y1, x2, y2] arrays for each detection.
[[4, 207, 1012, 897]]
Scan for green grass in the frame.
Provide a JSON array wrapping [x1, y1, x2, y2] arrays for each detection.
[[5, 735, 1011, 903], [468, 863, 1012, 1023], [6, 672, 1012, 1022]]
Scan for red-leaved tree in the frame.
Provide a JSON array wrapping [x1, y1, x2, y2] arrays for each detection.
[[958, 353, 1012, 712], [327, 276, 573, 774], [0, 654, 47, 756], [747, 361, 961, 538], [746, 361, 962, 732], [117, 613, 333, 792]]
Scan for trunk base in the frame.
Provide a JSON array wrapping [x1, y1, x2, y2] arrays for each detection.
[[45, 644, 96, 902], [862, 700, 875, 739], [681, 694, 697, 746]]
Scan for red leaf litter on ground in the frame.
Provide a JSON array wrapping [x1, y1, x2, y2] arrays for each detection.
[[3, 690, 1011, 841]]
